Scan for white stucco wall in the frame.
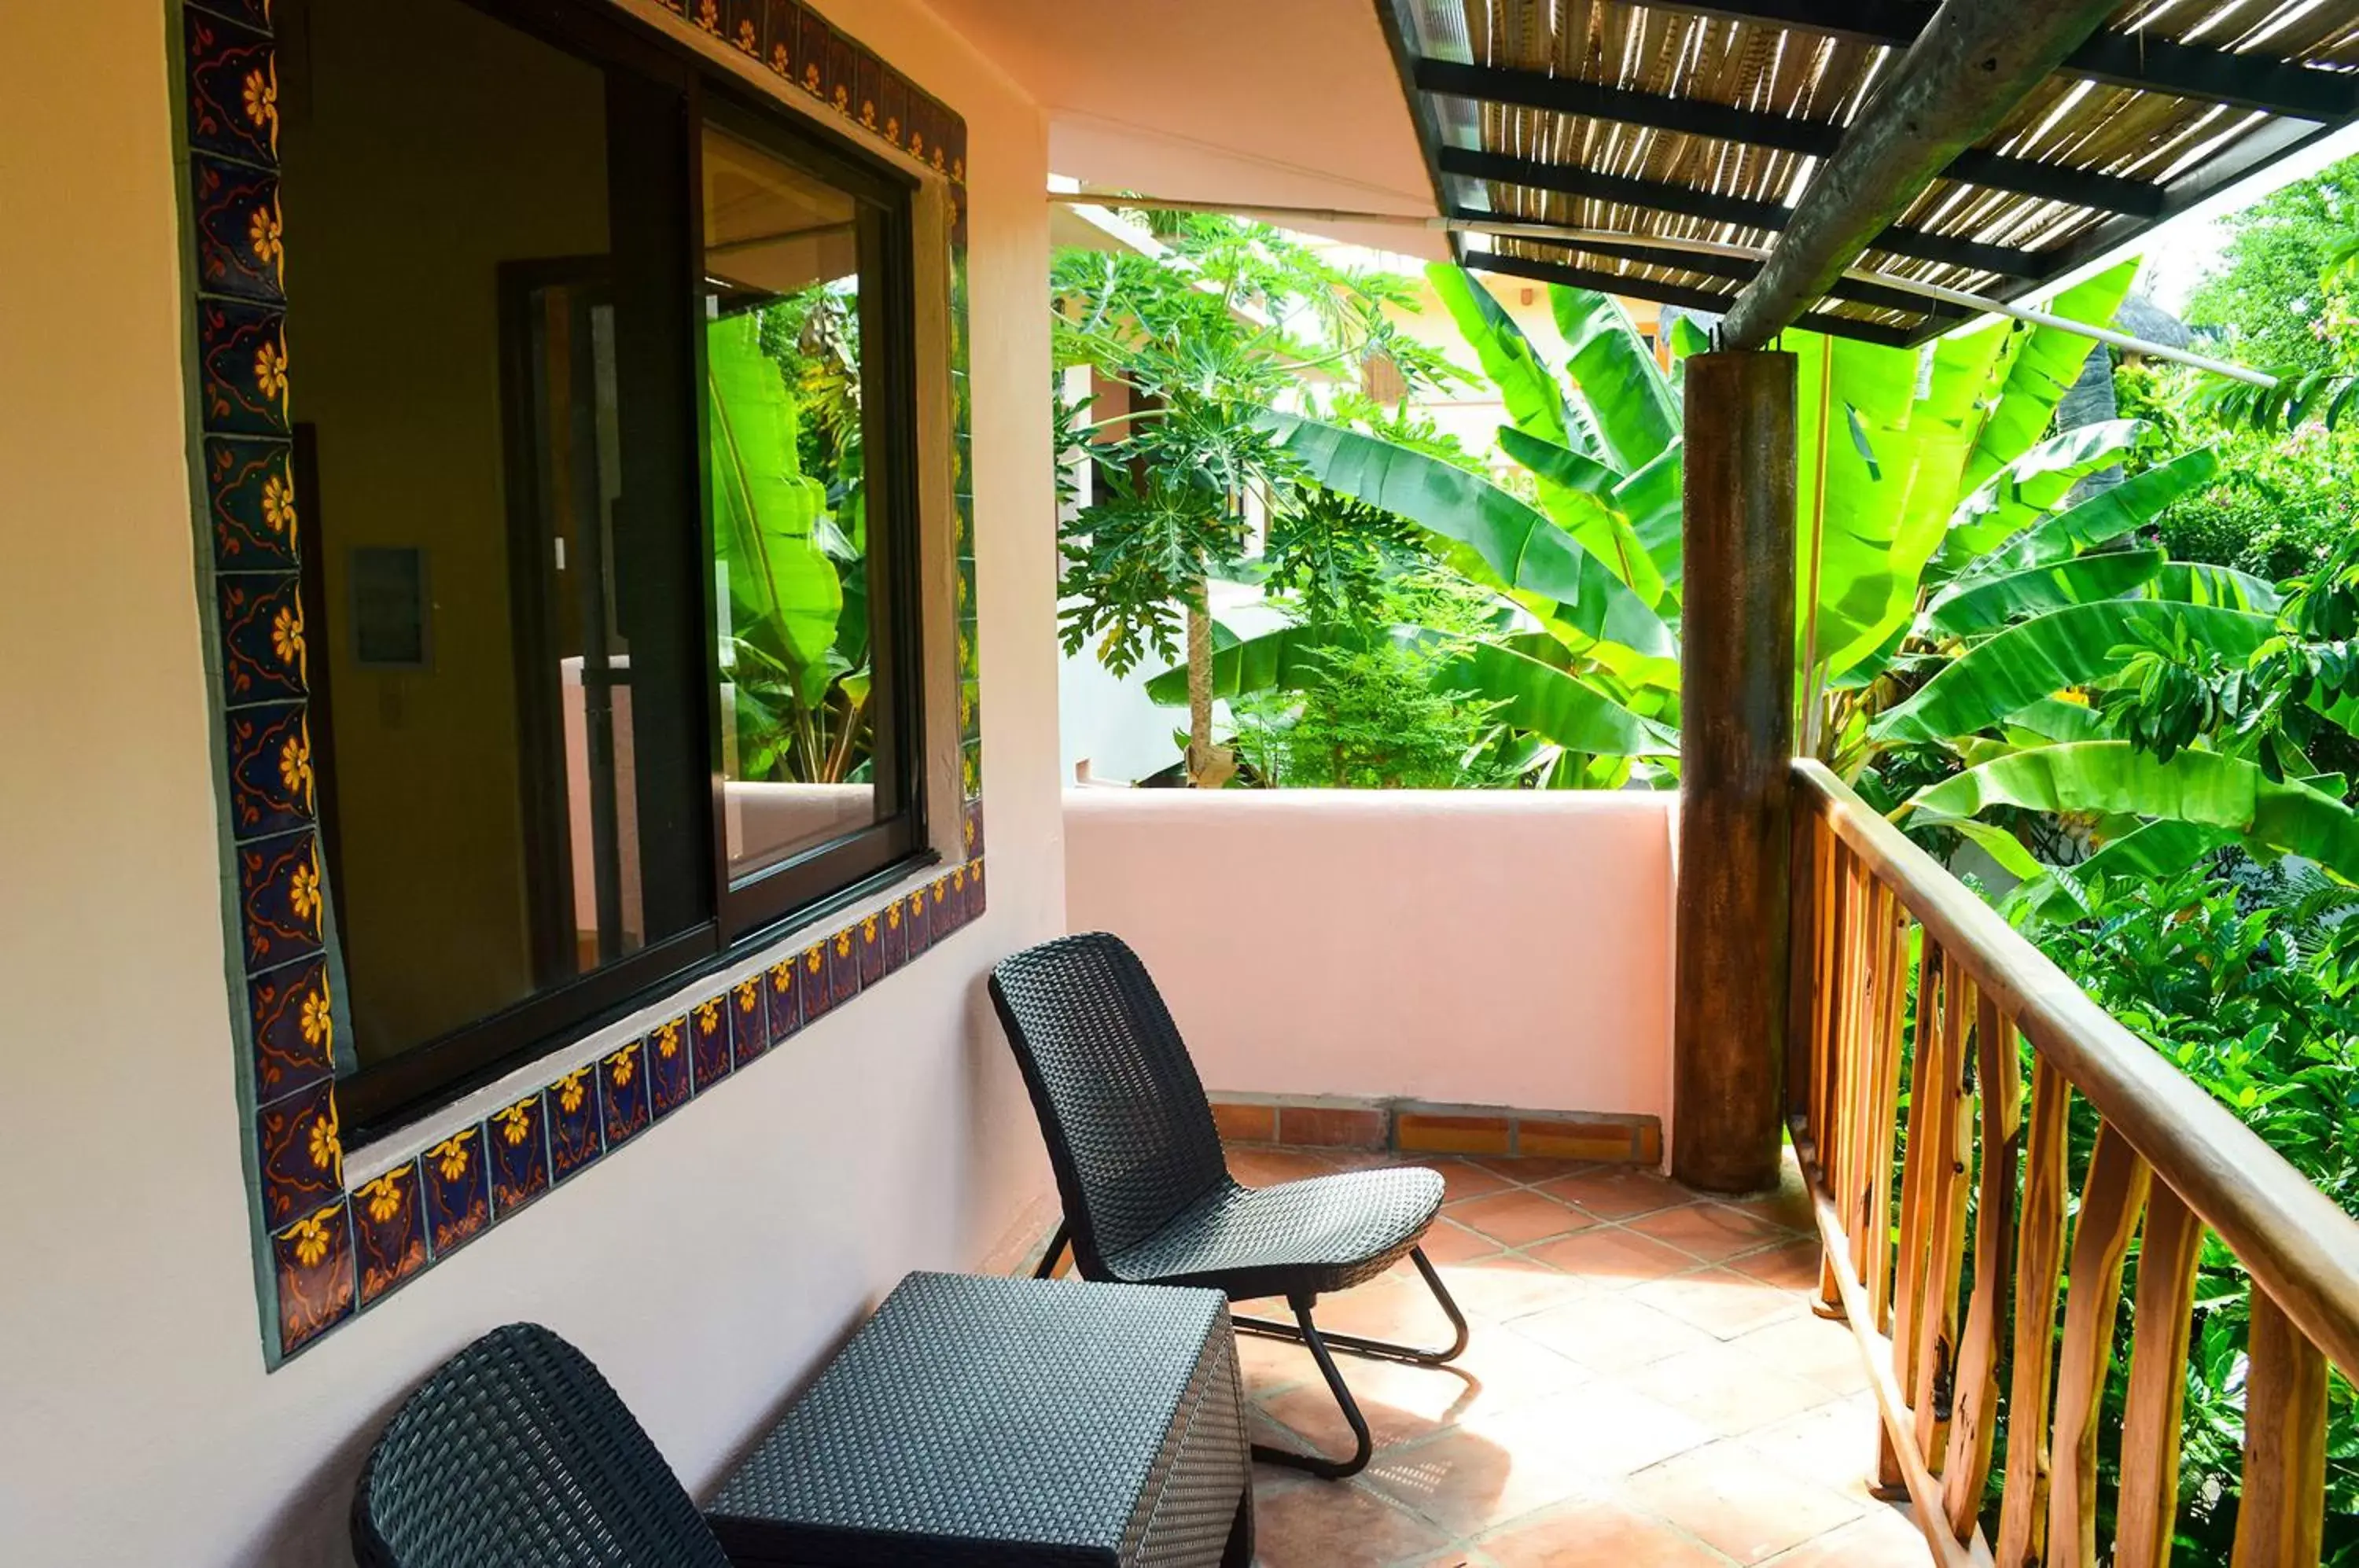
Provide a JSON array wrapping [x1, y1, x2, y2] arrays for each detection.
[[0, 5, 1060, 1563], [1063, 789, 1678, 1121]]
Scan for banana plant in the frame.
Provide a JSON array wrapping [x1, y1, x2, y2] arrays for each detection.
[[707, 308, 867, 782]]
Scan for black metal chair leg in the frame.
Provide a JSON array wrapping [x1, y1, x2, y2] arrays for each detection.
[[1033, 1221, 1070, 1279], [1249, 1295, 1375, 1480], [1233, 1246, 1470, 1367]]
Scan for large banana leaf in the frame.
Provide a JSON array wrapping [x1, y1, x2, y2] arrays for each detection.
[[1142, 624, 1407, 704], [1942, 418, 2148, 565], [1923, 547, 2166, 635], [707, 311, 841, 708], [1497, 425, 1665, 605], [1428, 265, 1574, 453], [1978, 446, 2221, 576], [1795, 329, 1983, 679], [1146, 623, 1672, 756], [1433, 639, 1676, 756], [1264, 413, 1678, 668], [1871, 600, 2276, 745], [2142, 561, 2282, 613], [1963, 260, 2140, 489], [1553, 286, 1678, 473], [1612, 447, 1684, 596], [1903, 741, 2359, 880], [2004, 695, 2111, 745]]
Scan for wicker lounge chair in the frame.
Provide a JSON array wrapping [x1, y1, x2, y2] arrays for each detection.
[[990, 931, 1469, 1479], [351, 1323, 731, 1568]]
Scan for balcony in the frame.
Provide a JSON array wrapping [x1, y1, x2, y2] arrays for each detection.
[[1067, 773, 2359, 1566], [1223, 1144, 1913, 1566]]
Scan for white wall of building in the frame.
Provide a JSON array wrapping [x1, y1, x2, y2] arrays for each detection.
[[0, 4, 1062, 1562]]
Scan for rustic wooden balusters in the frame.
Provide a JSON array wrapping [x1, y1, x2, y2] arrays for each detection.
[[1940, 992, 2020, 1540], [2115, 1183, 2204, 1568], [1787, 760, 2359, 1568], [2234, 1293, 2328, 1566]]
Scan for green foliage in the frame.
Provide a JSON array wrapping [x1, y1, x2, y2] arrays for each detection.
[[1231, 636, 1518, 789], [2026, 867, 2359, 1562], [1053, 216, 1448, 677], [707, 304, 870, 782], [2185, 153, 2359, 376]]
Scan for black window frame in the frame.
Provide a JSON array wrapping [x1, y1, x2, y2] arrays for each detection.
[[333, 0, 933, 1143]]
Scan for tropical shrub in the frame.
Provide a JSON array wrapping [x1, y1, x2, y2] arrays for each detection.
[[2022, 864, 2359, 1563]]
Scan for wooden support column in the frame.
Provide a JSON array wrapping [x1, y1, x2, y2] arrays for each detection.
[[1673, 350, 1796, 1194]]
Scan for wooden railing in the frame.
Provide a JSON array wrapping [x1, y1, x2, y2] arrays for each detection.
[[1789, 759, 2359, 1567]]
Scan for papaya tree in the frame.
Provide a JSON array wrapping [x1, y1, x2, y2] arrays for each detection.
[[1051, 215, 1452, 785]]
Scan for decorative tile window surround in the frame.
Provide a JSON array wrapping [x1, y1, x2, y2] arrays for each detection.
[[176, 0, 984, 1364]]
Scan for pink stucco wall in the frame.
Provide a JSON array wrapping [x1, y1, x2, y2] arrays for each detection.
[[1064, 789, 1678, 1121]]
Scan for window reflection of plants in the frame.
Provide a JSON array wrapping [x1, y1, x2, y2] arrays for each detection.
[[710, 280, 873, 787]]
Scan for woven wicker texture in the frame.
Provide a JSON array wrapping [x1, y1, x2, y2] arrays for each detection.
[[351, 1323, 731, 1568], [707, 1271, 1246, 1566], [991, 933, 1444, 1299]]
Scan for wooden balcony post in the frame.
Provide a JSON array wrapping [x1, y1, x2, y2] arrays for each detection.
[[1672, 349, 1796, 1193]]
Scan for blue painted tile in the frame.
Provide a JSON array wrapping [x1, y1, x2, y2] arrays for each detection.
[[852, 44, 882, 137], [824, 28, 856, 118], [690, 994, 732, 1089], [797, 941, 834, 1025], [237, 825, 324, 976], [190, 154, 283, 304], [928, 871, 956, 940], [601, 1040, 650, 1147], [223, 700, 313, 840], [731, 976, 770, 1067], [904, 882, 933, 960], [881, 895, 909, 975], [255, 1078, 341, 1228], [488, 1095, 550, 1214], [689, 0, 722, 37], [352, 1161, 427, 1308], [963, 856, 987, 924], [183, 8, 277, 168], [421, 1128, 490, 1257], [723, 0, 764, 58], [273, 1197, 354, 1358], [248, 951, 333, 1102], [826, 925, 861, 1010], [546, 1069, 602, 1182], [857, 909, 885, 987], [761, 0, 801, 79], [963, 797, 985, 859], [879, 69, 908, 151], [766, 957, 804, 1044], [648, 1015, 692, 1119], [205, 436, 299, 571], [795, 8, 831, 98], [218, 571, 307, 705], [196, 297, 289, 437]]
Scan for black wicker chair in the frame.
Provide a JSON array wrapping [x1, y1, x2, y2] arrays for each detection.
[[351, 1323, 731, 1568], [989, 931, 1469, 1480]]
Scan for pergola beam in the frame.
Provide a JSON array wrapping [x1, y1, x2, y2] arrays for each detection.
[[1466, 252, 1917, 348], [1438, 146, 2041, 278], [1717, 0, 2122, 351], [1476, 226, 1969, 322], [1644, 0, 2359, 121], [1414, 57, 2166, 215]]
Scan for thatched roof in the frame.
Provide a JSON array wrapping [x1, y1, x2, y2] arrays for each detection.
[[1385, 0, 2359, 344]]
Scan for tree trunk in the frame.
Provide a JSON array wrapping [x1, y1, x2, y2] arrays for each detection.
[[1183, 581, 1234, 787]]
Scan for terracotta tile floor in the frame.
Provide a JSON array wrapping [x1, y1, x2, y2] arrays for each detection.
[[1231, 1146, 1927, 1567]]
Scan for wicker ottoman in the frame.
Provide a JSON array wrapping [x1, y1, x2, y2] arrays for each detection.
[[706, 1271, 1252, 1566]]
